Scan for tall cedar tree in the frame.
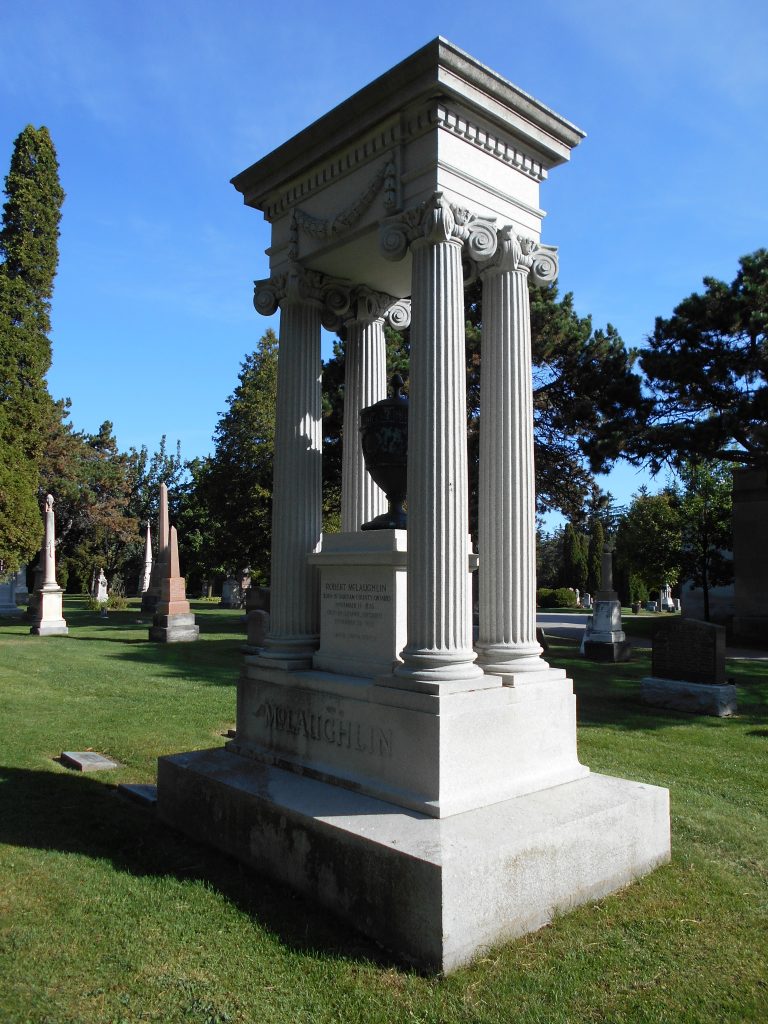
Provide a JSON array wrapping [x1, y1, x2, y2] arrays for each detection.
[[638, 250, 768, 472], [586, 519, 605, 595], [321, 278, 647, 533], [562, 522, 588, 591], [0, 126, 64, 574]]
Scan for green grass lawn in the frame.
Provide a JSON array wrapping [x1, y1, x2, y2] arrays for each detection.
[[1, 597, 766, 1023]]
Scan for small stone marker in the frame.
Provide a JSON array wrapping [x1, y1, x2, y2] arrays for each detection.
[[60, 751, 120, 772], [117, 783, 157, 806], [641, 618, 736, 717]]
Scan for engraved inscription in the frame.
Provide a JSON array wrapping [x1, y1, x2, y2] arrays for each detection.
[[255, 701, 393, 757], [323, 579, 391, 643]]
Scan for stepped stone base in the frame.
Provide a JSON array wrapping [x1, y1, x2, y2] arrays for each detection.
[[30, 620, 68, 636], [157, 747, 671, 973], [149, 612, 199, 643]]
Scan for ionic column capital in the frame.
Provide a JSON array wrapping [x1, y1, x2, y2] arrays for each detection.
[[325, 284, 412, 334], [478, 225, 559, 286], [380, 191, 497, 264], [253, 264, 353, 321]]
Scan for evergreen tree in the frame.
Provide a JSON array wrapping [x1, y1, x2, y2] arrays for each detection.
[[0, 125, 64, 574], [562, 522, 588, 591], [586, 520, 605, 595], [638, 250, 768, 472]]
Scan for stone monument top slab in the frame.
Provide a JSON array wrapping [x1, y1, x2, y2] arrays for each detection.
[[231, 38, 585, 296]]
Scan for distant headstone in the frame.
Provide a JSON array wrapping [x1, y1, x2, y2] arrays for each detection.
[[30, 495, 68, 636], [244, 608, 270, 651], [0, 574, 23, 617], [148, 525, 199, 643], [583, 547, 630, 662], [60, 751, 120, 771], [582, 593, 592, 609], [94, 568, 108, 603], [220, 577, 242, 608], [139, 521, 153, 595], [645, 601, 658, 613], [641, 618, 736, 716]]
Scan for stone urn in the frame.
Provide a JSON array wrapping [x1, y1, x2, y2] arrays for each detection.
[[360, 373, 408, 530]]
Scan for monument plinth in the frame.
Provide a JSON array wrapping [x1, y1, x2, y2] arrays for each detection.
[[158, 38, 670, 971]]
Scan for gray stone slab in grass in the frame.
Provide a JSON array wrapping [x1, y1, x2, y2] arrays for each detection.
[[60, 751, 120, 772], [117, 783, 157, 806]]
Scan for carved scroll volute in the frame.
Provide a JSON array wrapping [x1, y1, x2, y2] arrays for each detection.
[[380, 192, 497, 264], [478, 227, 559, 287]]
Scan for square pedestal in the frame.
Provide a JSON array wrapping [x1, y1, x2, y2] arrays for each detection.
[[149, 612, 199, 643], [157, 748, 671, 973], [308, 531, 408, 679], [29, 586, 68, 636]]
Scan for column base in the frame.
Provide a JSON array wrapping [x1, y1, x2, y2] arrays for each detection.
[[157, 748, 671, 973], [475, 641, 550, 680]]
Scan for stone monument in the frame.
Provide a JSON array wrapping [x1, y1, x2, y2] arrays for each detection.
[[641, 619, 736, 716], [220, 577, 241, 608], [30, 495, 68, 636], [582, 547, 631, 662], [94, 568, 108, 603], [14, 564, 28, 608], [142, 484, 169, 613], [0, 570, 23, 616], [148, 526, 199, 642], [157, 39, 670, 972], [139, 521, 153, 596]]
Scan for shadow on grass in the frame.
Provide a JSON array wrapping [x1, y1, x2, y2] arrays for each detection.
[[0, 762, 395, 970], [546, 641, 768, 731]]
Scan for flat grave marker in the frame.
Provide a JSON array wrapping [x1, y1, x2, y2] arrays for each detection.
[[60, 751, 120, 772]]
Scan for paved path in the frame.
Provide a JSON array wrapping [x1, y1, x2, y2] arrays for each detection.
[[536, 612, 768, 661]]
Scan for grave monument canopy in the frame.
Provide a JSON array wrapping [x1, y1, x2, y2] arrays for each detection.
[[232, 37, 585, 297]]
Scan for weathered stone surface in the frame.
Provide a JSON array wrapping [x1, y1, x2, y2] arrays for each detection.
[[652, 618, 725, 684], [61, 751, 119, 772], [641, 677, 737, 717], [158, 748, 670, 973]]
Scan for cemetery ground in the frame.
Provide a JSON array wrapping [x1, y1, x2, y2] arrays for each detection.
[[0, 599, 766, 1024]]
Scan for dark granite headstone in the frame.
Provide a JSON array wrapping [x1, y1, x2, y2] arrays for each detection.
[[651, 619, 726, 684]]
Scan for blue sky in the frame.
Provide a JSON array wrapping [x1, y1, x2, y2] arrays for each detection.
[[2, 0, 767, 523]]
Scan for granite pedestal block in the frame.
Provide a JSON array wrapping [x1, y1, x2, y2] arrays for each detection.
[[149, 613, 200, 643], [641, 677, 738, 717], [158, 747, 671, 973], [583, 639, 632, 663]]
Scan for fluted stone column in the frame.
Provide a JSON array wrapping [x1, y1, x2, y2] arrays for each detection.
[[381, 193, 496, 690], [30, 494, 68, 636], [254, 267, 327, 664], [475, 228, 559, 678], [340, 288, 411, 531]]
